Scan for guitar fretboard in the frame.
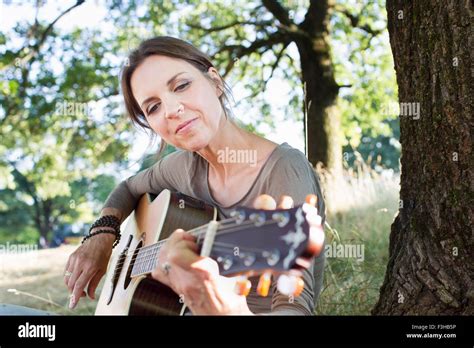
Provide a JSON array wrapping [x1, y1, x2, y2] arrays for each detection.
[[129, 222, 212, 277]]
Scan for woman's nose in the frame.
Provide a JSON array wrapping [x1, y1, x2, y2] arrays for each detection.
[[164, 100, 184, 119]]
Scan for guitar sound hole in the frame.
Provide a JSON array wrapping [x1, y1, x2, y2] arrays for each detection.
[[124, 240, 143, 289]]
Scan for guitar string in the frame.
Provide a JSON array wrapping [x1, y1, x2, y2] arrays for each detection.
[[121, 215, 239, 256], [113, 218, 288, 271], [129, 208, 292, 255], [118, 215, 283, 261], [114, 218, 282, 271], [112, 206, 302, 272], [129, 240, 269, 275], [128, 215, 249, 254], [129, 243, 262, 277]]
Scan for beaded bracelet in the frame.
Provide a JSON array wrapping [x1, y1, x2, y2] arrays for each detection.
[[82, 229, 121, 248], [89, 215, 121, 235]]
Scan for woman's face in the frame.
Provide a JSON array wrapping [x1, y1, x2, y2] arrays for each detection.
[[131, 55, 224, 151]]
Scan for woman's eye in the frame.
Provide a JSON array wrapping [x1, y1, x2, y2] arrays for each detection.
[[148, 103, 160, 115], [175, 82, 190, 92]]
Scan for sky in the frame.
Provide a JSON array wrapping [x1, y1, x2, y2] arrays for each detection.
[[1, 0, 307, 178]]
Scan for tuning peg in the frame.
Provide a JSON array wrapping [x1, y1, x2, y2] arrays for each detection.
[[234, 276, 251, 297], [277, 274, 305, 297], [305, 194, 318, 207], [230, 210, 245, 224], [249, 212, 266, 226], [257, 272, 272, 297]]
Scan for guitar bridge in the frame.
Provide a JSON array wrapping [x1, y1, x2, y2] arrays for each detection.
[[107, 234, 133, 305]]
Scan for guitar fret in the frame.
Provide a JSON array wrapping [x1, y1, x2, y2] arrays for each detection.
[[130, 244, 161, 277], [143, 248, 151, 273], [151, 247, 158, 273], [146, 247, 152, 273]]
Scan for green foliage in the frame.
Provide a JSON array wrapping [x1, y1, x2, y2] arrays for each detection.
[[330, 0, 400, 169], [0, 11, 131, 243], [0, 226, 38, 245]]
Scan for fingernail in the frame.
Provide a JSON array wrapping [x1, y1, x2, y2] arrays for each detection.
[[69, 295, 76, 309]]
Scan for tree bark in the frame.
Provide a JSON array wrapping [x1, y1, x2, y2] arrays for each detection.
[[373, 0, 473, 315], [297, 0, 342, 176]]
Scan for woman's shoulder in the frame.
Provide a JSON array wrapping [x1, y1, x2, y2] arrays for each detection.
[[270, 142, 312, 170], [158, 147, 201, 168]]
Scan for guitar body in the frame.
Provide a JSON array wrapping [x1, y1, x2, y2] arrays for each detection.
[[95, 189, 217, 315]]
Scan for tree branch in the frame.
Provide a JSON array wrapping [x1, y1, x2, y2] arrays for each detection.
[[1, 0, 85, 71], [334, 4, 384, 37], [263, 42, 290, 86], [261, 0, 293, 26], [186, 19, 274, 33], [216, 32, 291, 77]]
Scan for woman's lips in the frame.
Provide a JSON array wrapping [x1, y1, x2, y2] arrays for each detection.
[[175, 118, 198, 134]]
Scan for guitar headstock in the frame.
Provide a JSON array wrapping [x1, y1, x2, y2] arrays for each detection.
[[208, 194, 323, 297]]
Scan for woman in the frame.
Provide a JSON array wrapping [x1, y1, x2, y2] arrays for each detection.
[[64, 36, 326, 315]]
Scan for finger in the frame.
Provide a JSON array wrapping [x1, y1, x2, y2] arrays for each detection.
[[170, 229, 195, 244], [175, 239, 199, 254], [277, 195, 294, 209], [71, 270, 94, 309], [64, 270, 73, 287], [191, 256, 220, 276], [87, 269, 105, 300], [170, 241, 201, 267], [253, 194, 276, 210], [63, 258, 72, 286], [67, 266, 83, 293], [64, 257, 70, 276]]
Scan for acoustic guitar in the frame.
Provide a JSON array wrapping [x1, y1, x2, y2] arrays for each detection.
[[95, 189, 320, 315]]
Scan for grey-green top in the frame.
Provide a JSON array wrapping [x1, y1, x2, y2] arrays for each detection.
[[104, 142, 326, 315]]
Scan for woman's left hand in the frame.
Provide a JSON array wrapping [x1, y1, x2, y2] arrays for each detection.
[[150, 230, 253, 315]]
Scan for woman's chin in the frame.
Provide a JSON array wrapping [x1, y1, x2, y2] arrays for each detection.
[[175, 137, 209, 152]]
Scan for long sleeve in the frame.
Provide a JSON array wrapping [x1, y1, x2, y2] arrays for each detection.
[[102, 149, 193, 220]]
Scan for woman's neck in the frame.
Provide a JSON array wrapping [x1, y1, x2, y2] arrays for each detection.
[[196, 117, 271, 182]]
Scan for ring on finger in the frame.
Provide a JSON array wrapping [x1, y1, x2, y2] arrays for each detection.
[[64, 271, 73, 277]]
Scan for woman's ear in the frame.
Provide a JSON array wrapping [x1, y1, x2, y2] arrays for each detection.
[[207, 67, 224, 97]]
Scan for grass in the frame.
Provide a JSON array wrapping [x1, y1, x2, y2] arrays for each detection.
[[315, 165, 399, 315], [0, 245, 99, 315], [0, 164, 399, 316]]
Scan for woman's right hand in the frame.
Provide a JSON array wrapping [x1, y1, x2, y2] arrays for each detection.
[[64, 231, 115, 309]]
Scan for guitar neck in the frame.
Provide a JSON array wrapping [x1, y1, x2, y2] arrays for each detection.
[[129, 205, 310, 278], [130, 223, 210, 277]]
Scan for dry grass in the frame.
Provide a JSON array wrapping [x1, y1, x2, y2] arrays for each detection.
[[315, 165, 399, 315], [0, 245, 99, 315]]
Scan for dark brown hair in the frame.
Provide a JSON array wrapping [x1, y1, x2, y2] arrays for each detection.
[[121, 36, 234, 156]]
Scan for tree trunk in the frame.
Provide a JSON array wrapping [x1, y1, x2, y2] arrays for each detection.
[[297, 0, 343, 176], [373, 0, 473, 315], [32, 199, 53, 248]]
